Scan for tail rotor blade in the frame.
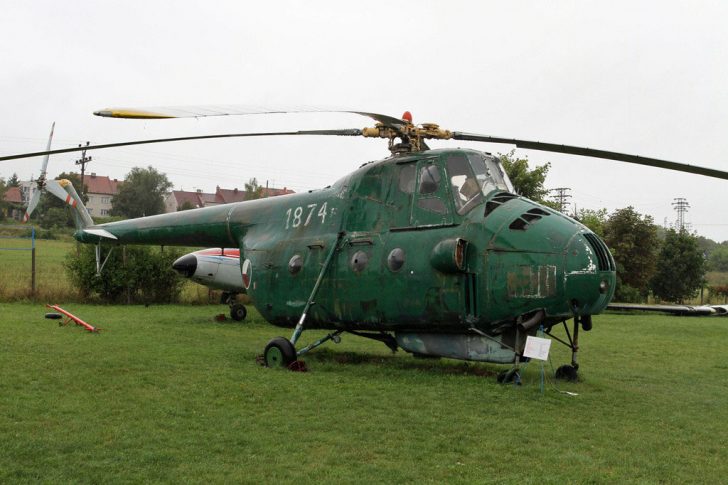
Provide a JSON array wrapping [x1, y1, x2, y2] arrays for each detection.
[[45, 180, 76, 207], [23, 186, 41, 222], [39, 122, 56, 180]]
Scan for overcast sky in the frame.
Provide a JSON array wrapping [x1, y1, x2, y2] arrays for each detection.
[[2, 1, 728, 241]]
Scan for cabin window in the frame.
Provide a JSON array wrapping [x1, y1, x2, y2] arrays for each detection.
[[398, 164, 416, 194], [446, 151, 514, 214], [447, 152, 483, 215], [350, 250, 369, 272], [418, 164, 441, 194], [288, 254, 303, 275], [390, 159, 453, 228], [387, 248, 405, 272]]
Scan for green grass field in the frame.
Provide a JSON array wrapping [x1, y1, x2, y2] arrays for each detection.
[[1, 304, 727, 483], [0, 236, 72, 301]]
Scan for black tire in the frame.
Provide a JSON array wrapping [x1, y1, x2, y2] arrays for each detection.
[[497, 368, 521, 385], [555, 364, 578, 382], [581, 315, 593, 331], [264, 337, 296, 368], [230, 303, 247, 322], [44, 313, 62, 320]]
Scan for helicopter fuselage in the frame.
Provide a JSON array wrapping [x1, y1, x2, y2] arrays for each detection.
[[75, 148, 616, 363]]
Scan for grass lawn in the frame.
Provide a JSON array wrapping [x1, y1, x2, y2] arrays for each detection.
[[0, 237, 73, 301], [1, 304, 727, 483]]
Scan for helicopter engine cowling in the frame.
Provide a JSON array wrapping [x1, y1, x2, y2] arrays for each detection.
[[480, 195, 616, 329]]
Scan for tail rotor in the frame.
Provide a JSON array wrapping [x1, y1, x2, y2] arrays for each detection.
[[23, 122, 55, 222]]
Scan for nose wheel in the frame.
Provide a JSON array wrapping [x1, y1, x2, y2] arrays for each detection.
[[545, 315, 590, 382], [230, 303, 247, 322]]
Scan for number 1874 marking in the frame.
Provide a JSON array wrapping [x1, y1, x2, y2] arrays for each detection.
[[285, 202, 328, 229]]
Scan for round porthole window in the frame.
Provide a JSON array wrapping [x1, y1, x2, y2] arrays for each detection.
[[288, 254, 303, 275], [387, 248, 405, 272], [350, 250, 368, 272]]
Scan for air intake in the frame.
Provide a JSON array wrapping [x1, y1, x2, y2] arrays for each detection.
[[484, 192, 518, 217], [583, 233, 615, 271]]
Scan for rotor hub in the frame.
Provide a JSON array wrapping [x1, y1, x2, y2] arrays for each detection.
[[360, 112, 453, 154]]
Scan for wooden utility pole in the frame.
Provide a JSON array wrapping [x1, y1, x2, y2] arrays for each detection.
[[75, 141, 92, 195]]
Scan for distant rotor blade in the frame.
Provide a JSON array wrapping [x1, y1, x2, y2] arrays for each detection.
[[93, 105, 407, 128], [23, 186, 41, 222], [0, 129, 362, 162], [452, 132, 728, 181], [39, 122, 55, 179]]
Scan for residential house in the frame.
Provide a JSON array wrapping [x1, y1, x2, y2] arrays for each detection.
[[83, 174, 120, 217], [165, 185, 294, 212], [216, 185, 294, 204], [164, 189, 217, 212], [2, 186, 24, 220]]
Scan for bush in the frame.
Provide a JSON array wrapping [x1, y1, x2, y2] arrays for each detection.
[[614, 283, 644, 303], [65, 245, 185, 304]]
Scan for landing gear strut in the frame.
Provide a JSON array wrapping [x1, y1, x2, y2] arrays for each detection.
[[546, 315, 589, 382]]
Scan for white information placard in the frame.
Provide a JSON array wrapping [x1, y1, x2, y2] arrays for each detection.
[[523, 336, 552, 361]]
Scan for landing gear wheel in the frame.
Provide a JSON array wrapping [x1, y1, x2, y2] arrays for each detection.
[[555, 364, 578, 382], [264, 337, 296, 368], [230, 303, 247, 322], [497, 368, 522, 385]]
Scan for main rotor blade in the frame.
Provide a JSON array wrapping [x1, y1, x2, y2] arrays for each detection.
[[93, 105, 407, 129], [0, 129, 362, 162], [453, 132, 728, 181]]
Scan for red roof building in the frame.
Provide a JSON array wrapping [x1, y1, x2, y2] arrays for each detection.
[[2, 186, 24, 220], [164, 190, 216, 212], [82, 173, 120, 217], [165, 185, 295, 212]]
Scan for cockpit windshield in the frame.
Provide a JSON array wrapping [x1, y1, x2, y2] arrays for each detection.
[[446, 151, 514, 215]]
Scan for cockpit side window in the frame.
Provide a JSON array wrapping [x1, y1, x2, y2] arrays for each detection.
[[447, 153, 483, 215], [468, 152, 513, 194]]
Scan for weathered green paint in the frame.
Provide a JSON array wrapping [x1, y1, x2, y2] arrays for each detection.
[[75, 148, 616, 363]]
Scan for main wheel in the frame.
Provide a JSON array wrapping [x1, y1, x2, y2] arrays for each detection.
[[264, 337, 296, 368], [555, 364, 578, 382], [497, 368, 521, 385], [230, 303, 247, 322]]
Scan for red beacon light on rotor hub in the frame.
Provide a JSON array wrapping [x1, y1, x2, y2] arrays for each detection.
[[401, 111, 413, 123]]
